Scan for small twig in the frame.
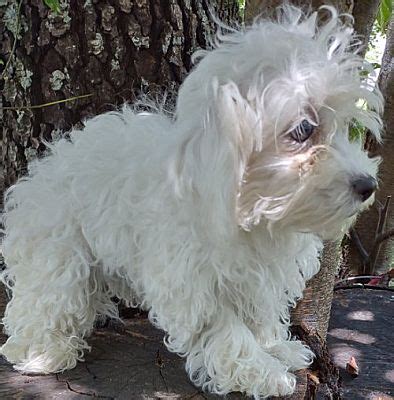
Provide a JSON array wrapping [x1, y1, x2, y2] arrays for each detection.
[[364, 227, 394, 273], [375, 196, 391, 237], [350, 196, 393, 275], [374, 227, 394, 246], [349, 227, 369, 262], [1, 0, 23, 81], [335, 275, 379, 286], [0, 93, 93, 111], [368, 196, 391, 274], [375, 199, 383, 210], [334, 284, 394, 292]]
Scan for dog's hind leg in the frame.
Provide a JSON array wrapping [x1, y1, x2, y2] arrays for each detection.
[[0, 225, 108, 374]]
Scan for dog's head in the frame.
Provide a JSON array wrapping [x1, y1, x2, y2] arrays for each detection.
[[174, 5, 383, 240]]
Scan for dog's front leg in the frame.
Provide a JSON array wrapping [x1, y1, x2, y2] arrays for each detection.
[[184, 307, 296, 398], [248, 304, 314, 372]]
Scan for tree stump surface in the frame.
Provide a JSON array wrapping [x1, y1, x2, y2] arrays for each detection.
[[0, 288, 393, 399], [327, 288, 394, 400]]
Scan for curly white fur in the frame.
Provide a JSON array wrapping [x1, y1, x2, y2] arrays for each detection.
[[0, 5, 383, 399]]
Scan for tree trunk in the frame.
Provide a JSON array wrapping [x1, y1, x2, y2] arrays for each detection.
[[245, 0, 352, 23], [352, 0, 381, 57], [0, 0, 238, 196], [245, 0, 380, 56], [348, 17, 394, 274]]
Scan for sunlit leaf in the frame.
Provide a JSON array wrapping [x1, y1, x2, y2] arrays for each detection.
[[376, 0, 392, 33], [349, 120, 366, 142], [43, 0, 61, 14], [360, 69, 370, 77]]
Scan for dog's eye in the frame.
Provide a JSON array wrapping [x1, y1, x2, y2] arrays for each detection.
[[290, 120, 315, 142]]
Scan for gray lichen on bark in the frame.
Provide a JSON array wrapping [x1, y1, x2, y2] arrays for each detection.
[[1, 1, 239, 193]]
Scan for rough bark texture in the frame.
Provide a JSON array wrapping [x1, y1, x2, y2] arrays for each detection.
[[245, 0, 353, 23], [292, 241, 341, 340], [349, 18, 394, 274], [0, 0, 238, 196], [245, 0, 380, 48], [352, 0, 381, 57], [289, 241, 343, 400]]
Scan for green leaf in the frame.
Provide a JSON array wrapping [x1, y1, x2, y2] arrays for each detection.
[[360, 69, 370, 77], [43, 0, 61, 14], [376, 0, 392, 34], [349, 120, 366, 142]]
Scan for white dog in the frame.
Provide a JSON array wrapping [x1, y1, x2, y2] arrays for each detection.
[[0, 5, 383, 399]]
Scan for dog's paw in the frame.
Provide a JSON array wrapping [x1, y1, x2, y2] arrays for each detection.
[[0, 339, 27, 365], [208, 367, 296, 398], [196, 351, 296, 398], [242, 369, 296, 398], [1, 334, 88, 374], [228, 361, 296, 398], [261, 370, 296, 398], [1, 339, 64, 374], [268, 340, 314, 371]]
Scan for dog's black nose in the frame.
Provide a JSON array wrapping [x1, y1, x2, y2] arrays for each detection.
[[352, 175, 377, 202]]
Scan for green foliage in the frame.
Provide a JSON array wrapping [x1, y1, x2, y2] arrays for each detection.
[[376, 0, 392, 33], [349, 120, 367, 142], [366, 21, 386, 71], [238, 0, 245, 20], [370, 62, 382, 70], [43, 0, 61, 14]]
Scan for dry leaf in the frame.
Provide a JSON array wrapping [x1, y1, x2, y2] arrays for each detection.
[[368, 277, 382, 285], [346, 356, 359, 376], [307, 371, 320, 385]]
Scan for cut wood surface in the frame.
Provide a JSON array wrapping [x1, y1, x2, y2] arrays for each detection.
[[327, 288, 394, 400], [0, 289, 393, 399], [0, 317, 245, 400]]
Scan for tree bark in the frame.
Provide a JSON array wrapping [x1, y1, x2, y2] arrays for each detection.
[[245, 0, 380, 56], [0, 0, 238, 196], [245, 0, 353, 23], [348, 17, 394, 274], [352, 0, 381, 57]]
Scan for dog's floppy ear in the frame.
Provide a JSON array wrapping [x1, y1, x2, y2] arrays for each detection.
[[170, 80, 261, 240]]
